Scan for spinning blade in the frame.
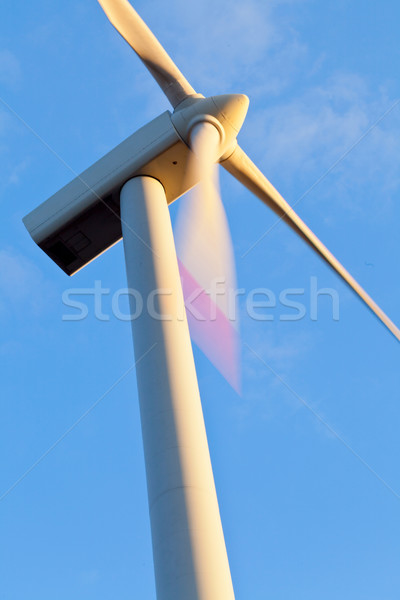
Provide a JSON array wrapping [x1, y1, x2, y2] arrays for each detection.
[[175, 123, 241, 391]]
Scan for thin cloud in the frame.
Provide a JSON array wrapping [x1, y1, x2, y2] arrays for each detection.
[[148, 0, 307, 97], [6, 158, 30, 186], [0, 50, 22, 89], [0, 249, 56, 316], [242, 71, 400, 221], [137, 0, 400, 224]]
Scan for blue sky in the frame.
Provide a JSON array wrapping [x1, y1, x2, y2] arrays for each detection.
[[1, 1, 400, 598]]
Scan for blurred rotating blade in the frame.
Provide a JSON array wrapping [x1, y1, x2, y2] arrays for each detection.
[[222, 144, 400, 342], [97, 0, 196, 107], [175, 122, 241, 391]]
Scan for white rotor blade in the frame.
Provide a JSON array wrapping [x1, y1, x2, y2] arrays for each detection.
[[97, 0, 196, 107], [175, 123, 240, 391], [222, 144, 400, 342]]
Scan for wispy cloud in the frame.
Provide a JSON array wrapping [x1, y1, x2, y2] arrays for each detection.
[[0, 249, 56, 316], [147, 1, 400, 221], [0, 49, 22, 89], [235, 307, 315, 423], [5, 157, 30, 187], [148, 0, 307, 97], [0, 340, 22, 357], [250, 72, 400, 194]]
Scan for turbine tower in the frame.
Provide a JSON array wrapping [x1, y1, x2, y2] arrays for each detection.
[[22, 1, 400, 598]]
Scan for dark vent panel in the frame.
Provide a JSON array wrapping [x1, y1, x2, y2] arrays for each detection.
[[39, 195, 122, 275]]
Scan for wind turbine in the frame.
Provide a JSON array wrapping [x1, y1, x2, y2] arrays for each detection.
[[22, 1, 400, 598]]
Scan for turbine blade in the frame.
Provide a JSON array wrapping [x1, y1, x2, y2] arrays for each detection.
[[175, 123, 241, 391], [97, 0, 196, 107], [222, 144, 400, 342]]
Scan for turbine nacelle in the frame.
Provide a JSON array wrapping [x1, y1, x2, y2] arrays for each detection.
[[21, 96, 249, 277]]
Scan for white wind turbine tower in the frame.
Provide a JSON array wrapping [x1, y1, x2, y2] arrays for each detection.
[[22, 1, 400, 598]]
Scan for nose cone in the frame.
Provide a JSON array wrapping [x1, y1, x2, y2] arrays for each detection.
[[211, 94, 249, 135], [171, 92, 249, 159]]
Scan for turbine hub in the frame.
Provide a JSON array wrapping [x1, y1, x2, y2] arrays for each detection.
[[171, 93, 249, 160]]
